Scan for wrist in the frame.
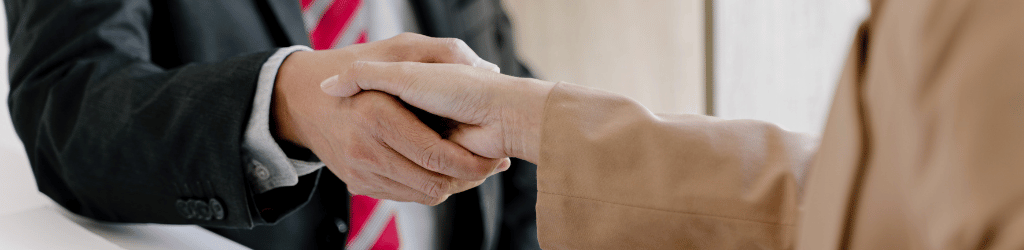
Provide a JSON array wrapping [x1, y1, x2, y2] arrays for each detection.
[[509, 78, 555, 163], [271, 51, 315, 149]]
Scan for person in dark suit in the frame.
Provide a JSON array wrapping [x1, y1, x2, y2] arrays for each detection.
[[4, 0, 539, 249]]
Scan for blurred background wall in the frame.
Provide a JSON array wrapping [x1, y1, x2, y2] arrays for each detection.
[[502, 0, 707, 115], [711, 0, 868, 135]]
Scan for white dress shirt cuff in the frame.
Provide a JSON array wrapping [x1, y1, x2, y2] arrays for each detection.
[[242, 45, 326, 193]]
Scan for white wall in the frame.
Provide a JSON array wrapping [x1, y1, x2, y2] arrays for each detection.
[[502, 0, 706, 115], [713, 0, 869, 135]]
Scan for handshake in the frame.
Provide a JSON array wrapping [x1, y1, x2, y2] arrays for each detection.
[[272, 33, 553, 205]]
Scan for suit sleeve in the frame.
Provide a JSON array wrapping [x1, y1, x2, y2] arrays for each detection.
[[535, 83, 818, 249], [6, 0, 269, 228]]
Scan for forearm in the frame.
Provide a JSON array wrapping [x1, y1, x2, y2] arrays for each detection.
[[10, 52, 273, 226], [7, 0, 273, 227], [535, 83, 818, 249]]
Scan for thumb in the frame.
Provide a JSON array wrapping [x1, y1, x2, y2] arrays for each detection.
[[320, 61, 413, 98], [325, 61, 500, 128], [326, 61, 467, 122], [319, 75, 360, 97], [448, 123, 508, 159]]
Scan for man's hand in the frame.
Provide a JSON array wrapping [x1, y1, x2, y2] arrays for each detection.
[[321, 61, 557, 164], [272, 33, 509, 205]]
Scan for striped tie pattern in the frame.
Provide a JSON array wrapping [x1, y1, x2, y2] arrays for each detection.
[[301, 0, 368, 50], [300, 0, 402, 249]]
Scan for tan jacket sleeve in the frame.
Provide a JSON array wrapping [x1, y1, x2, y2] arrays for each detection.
[[536, 83, 818, 249]]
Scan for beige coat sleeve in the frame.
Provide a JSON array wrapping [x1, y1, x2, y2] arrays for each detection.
[[536, 83, 818, 249]]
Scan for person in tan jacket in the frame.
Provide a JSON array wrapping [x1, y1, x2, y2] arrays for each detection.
[[317, 0, 1024, 248]]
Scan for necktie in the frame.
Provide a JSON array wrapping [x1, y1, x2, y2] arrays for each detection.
[[302, 0, 368, 50], [300, 1, 402, 249]]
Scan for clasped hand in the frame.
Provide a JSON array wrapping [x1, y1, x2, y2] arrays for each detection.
[[320, 49, 555, 167], [273, 33, 516, 205]]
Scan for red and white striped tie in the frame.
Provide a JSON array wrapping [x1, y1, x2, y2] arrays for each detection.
[[300, 0, 401, 249], [302, 0, 368, 49]]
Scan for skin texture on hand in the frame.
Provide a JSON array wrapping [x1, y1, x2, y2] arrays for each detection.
[[320, 61, 556, 164], [272, 33, 509, 205]]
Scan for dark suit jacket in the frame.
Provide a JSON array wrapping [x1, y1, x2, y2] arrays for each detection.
[[4, 0, 538, 249]]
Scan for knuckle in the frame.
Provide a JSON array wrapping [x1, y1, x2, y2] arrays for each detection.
[[344, 145, 378, 166], [418, 141, 444, 172], [422, 178, 451, 198], [381, 40, 412, 59], [347, 185, 368, 196], [425, 198, 441, 206], [347, 172, 369, 185], [346, 60, 365, 78], [418, 195, 434, 206], [421, 193, 446, 206], [421, 180, 441, 198], [361, 183, 382, 195]]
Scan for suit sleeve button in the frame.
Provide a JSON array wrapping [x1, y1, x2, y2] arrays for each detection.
[[209, 198, 225, 220], [252, 161, 270, 180], [176, 199, 195, 219], [190, 200, 212, 220]]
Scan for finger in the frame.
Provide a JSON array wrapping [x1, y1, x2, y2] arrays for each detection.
[[329, 61, 488, 126], [320, 74, 360, 97], [324, 34, 500, 97], [400, 34, 500, 72], [322, 61, 420, 98], [447, 123, 508, 159], [379, 104, 509, 180], [429, 38, 499, 73], [373, 143, 488, 198], [348, 172, 449, 206]]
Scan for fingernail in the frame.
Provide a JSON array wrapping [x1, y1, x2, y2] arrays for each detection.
[[487, 62, 501, 73], [475, 59, 500, 73], [493, 158, 512, 174], [319, 75, 339, 92]]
